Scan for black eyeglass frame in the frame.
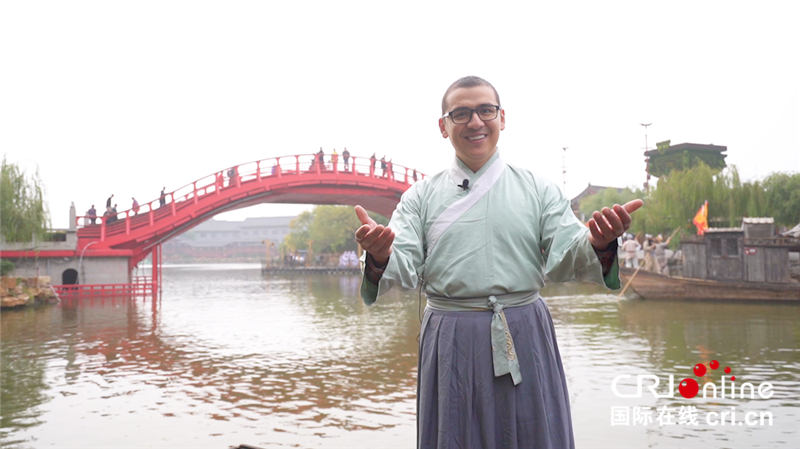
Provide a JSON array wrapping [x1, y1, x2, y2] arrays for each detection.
[[442, 104, 502, 124]]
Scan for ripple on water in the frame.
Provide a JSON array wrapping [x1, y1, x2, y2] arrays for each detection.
[[1, 270, 798, 448]]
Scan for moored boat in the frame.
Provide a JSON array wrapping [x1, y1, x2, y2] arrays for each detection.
[[619, 266, 800, 301], [619, 217, 800, 301]]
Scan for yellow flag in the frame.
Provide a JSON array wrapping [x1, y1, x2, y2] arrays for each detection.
[[692, 201, 709, 235]]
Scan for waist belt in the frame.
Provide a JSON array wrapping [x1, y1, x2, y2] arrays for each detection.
[[425, 291, 540, 386]]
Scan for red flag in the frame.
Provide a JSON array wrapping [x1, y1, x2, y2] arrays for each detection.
[[693, 201, 709, 235]]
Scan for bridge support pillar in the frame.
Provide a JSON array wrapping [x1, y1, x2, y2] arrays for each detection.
[[151, 244, 162, 298]]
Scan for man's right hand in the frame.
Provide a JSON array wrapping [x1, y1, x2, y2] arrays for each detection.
[[354, 205, 394, 265]]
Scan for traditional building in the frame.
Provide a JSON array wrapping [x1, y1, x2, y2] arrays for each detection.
[[645, 142, 727, 178], [162, 216, 294, 262]]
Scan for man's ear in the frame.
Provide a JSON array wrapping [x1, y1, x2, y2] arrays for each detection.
[[439, 118, 448, 138], [499, 109, 506, 131]]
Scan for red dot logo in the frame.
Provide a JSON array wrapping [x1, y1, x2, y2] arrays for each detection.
[[710, 360, 719, 370], [724, 367, 731, 374], [693, 364, 707, 377], [679, 378, 700, 398]]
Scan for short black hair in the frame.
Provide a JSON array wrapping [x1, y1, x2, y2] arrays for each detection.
[[441, 76, 501, 115]]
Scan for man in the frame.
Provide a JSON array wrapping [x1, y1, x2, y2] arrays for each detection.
[[317, 147, 325, 167], [87, 205, 97, 225], [354, 76, 642, 449], [380, 155, 388, 177], [159, 187, 166, 207], [622, 234, 640, 268], [643, 234, 657, 272], [106, 203, 118, 224], [106, 194, 114, 210], [227, 167, 237, 186], [342, 147, 350, 171], [654, 234, 672, 275]]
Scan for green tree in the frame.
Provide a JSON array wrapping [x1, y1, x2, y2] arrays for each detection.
[[283, 206, 389, 254], [578, 188, 640, 223], [282, 210, 313, 252], [604, 162, 797, 237], [1, 156, 50, 243], [308, 206, 364, 253], [762, 172, 800, 226]]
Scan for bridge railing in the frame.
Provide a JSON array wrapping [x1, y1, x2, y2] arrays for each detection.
[[76, 153, 426, 238], [52, 282, 154, 298]]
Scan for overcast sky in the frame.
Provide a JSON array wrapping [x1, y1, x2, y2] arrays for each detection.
[[2, 1, 798, 228]]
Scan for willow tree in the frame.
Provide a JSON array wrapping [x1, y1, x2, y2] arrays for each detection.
[[762, 172, 800, 226], [1, 156, 51, 242], [622, 162, 793, 237], [578, 187, 641, 227]]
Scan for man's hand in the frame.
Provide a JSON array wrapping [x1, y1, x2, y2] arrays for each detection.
[[587, 199, 644, 250], [354, 205, 394, 265]]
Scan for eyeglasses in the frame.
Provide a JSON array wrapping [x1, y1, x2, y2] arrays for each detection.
[[442, 104, 501, 124]]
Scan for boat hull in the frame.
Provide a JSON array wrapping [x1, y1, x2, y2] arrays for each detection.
[[619, 267, 800, 301]]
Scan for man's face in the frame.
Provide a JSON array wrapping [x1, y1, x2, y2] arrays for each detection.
[[439, 85, 505, 172]]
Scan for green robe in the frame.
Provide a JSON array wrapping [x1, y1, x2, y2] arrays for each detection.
[[361, 151, 619, 304]]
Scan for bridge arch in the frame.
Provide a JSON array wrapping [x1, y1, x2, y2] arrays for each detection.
[[76, 154, 424, 266]]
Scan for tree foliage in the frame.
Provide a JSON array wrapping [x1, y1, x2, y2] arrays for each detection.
[[282, 210, 313, 252], [1, 156, 50, 242], [578, 188, 640, 222], [579, 162, 800, 238], [282, 205, 388, 254], [762, 172, 800, 226]]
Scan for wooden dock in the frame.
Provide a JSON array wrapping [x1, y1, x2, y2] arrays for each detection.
[[261, 266, 361, 275]]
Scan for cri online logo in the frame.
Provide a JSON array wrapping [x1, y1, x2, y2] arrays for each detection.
[[612, 359, 774, 400], [681, 360, 731, 398]]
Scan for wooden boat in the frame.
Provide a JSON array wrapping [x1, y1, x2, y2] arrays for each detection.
[[619, 267, 800, 301]]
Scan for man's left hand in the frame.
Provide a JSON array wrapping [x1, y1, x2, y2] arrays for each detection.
[[587, 199, 644, 250]]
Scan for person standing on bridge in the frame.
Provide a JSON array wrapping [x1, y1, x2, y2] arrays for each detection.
[[370, 153, 376, 176], [159, 187, 166, 207], [317, 148, 325, 169], [353, 76, 642, 449], [132, 197, 140, 215], [107, 204, 119, 224], [342, 148, 350, 171], [332, 149, 339, 171], [87, 205, 97, 225], [380, 155, 387, 177], [106, 194, 114, 210], [227, 167, 237, 187]]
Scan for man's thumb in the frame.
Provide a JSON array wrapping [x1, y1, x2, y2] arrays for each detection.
[[624, 199, 644, 214], [354, 205, 373, 226]]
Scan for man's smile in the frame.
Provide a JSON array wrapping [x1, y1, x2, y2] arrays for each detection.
[[466, 134, 487, 141]]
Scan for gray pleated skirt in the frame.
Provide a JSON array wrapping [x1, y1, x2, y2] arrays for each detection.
[[417, 299, 574, 449]]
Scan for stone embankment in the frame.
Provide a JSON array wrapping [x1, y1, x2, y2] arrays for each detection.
[[1, 276, 59, 309]]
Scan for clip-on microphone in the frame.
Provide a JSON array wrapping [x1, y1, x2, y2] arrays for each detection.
[[458, 179, 470, 190]]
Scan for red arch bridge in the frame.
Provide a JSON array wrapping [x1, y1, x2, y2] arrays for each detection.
[[1, 153, 424, 297]]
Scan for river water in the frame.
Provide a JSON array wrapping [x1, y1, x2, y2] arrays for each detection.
[[1, 263, 798, 448]]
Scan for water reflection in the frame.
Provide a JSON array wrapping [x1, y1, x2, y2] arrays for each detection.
[[0, 266, 798, 448], [544, 284, 800, 448], [1, 265, 421, 448]]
